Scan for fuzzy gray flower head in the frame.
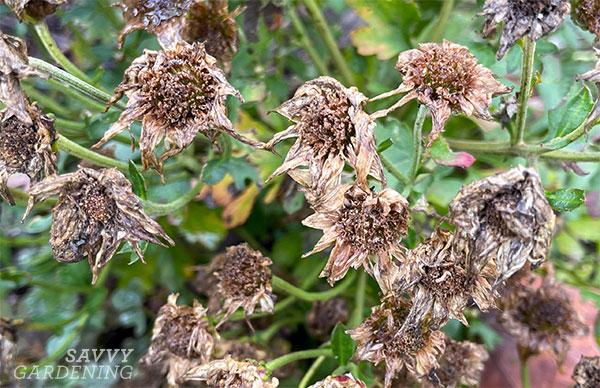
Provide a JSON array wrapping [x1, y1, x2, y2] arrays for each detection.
[[183, 356, 279, 387], [449, 166, 555, 283], [302, 184, 409, 285], [93, 41, 259, 174], [482, 0, 570, 59], [308, 374, 366, 388], [3, 0, 66, 20], [24, 167, 174, 284], [426, 338, 489, 388], [572, 355, 600, 388], [266, 76, 385, 202], [573, 0, 600, 40]]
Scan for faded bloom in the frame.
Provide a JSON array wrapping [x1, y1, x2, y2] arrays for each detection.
[[449, 166, 555, 283], [141, 293, 215, 386], [499, 275, 588, 363], [212, 243, 275, 326], [348, 297, 446, 387], [308, 374, 366, 388], [24, 167, 174, 284], [94, 41, 259, 174], [266, 77, 385, 202], [577, 48, 600, 126], [302, 184, 409, 285], [214, 340, 267, 361], [572, 355, 600, 388], [373, 40, 509, 145], [307, 297, 349, 340], [427, 338, 489, 388], [482, 0, 570, 59], [573, 0, 600, 39], [183, 356, 279, 387], [3, 0, 66, 20]]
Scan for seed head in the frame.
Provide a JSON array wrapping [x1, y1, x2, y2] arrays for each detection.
[[3, 0, 66, 20], [24, 167, 174, 284], [482, 0, 570, 59], [308, 374, 366, 388], [572, 355, 600, 388], [307, 297, 349, 340], [573, 0, 600, 39], [426, 338, 489, 388], [183, 356, 279, 387]]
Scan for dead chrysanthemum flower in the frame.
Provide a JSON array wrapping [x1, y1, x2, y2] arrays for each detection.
[[24, 167, 174, 284], [266, 76, 385, 201], [1, 103, 56, 205], [426, 338, 489, 388], [577, 48, 600, 126], [141, 293, 215, 386], [573, 0, 600, 39], [396, 229, 496, 326], [572, 355, 600, 388], [3, 0, 66, 20], [308, 374, 366, 388], [183, 356, 279, 387], [307, 297, 349, 340], [449, 166, 555, 283], [482, 0, 570, 59], [94, 41, 260, 174], [348, 297, 446, 387], [211, 243, 275, 326], [302, 184, 409, 285], [498, 275, 588, 363]]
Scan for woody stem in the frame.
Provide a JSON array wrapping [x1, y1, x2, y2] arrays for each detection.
[[271, 271, 356, 302], [514, 37, 536, 146], [265, 348, 333, 372]]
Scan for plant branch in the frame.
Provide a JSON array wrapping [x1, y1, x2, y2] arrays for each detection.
[[288, 5, 329, 76], [410, 105, 428, 182], [350, 271, 366, 327], [380, 154, 410, 187], [430, 0, 455, 42], [298, 355, 326, 388], [514, 37, 536, 146], [266, 348, 333, 372], [272, 271, 356, 302], [56, 135, 129, 171], [143, 180, 204, 216]]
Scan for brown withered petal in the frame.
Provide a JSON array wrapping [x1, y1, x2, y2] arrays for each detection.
[[395, 229, 497, 327], [302, 184, 409, 285], [266, 76, 385, 202], [348, 297, 446, 388], [572, 355, 600, 388], [141, 293, 215, 386], [573, 0, 600, 39], [499, 275, 588, 363], [307, 297, 349, 340], [449, 166, 555, 283], [94, 41, 259, 174], [211, 243, 275, 326], [24, 167, 174, 284], [0, 318, 17, 383], [3, 0, 66, 20], [183, 356, 279, 387], [577, 48, 600, 126], [1, 103, 56, 205], [426, 338, 489, 388], [482, 0, 570, 59], [372, 41, 509, 145], [308, 374, 367, 388]]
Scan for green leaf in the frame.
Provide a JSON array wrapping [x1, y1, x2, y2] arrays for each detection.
[[202, 157, 260, 190], [377, 138, 393, 153], [545, 85, 593, 150], [128, 161, 147, 200], [546, 189, 585, 212], [567, 218, 600, 242], [467, 320, 501, 351], [331, 323, 356, 366]]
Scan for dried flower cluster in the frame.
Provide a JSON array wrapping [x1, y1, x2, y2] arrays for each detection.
[[572, 355, 600, 388], [573, 0, 600, 40], [184, 356, 278, 387], [427, 337, 489, 388]]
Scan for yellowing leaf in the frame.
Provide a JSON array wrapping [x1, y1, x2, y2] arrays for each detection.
[[222, 184, 260, 228]]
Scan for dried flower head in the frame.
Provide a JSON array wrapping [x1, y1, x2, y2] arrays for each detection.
[[3, 0, 66, 20], [302, 184, 409, 285], [307, 297, 349, 340], [266, 77, 385, 201], [427, 338, 489, 388], [214, 340, 267, 361], [379, 40, 509, 145], [141, 293, 215, 386], [1, 103, 56, 205], [396, 229, 496, 326], [183, 356, 279, 387], [572, 355, 600, 388], [0, 318, 17, 383], [449, 166, 555, 283], [573, 0, 600, 39], [212, 243, 275, 325], [482, 0, 570, 59], [308, 374, 367, 388], [499, 276, 588, 363], [24, 167, 174, 283], [577, 48, 600, 126], [348, 297, 446, 387], [94, 41, 259, 174]]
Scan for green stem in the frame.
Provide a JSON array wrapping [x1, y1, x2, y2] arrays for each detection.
[[266, 348, 333, 372], [47, 78, 107, 111], [409, 105, 428, 187], [520, 356, 531, 388], [33, 22, 93, 84], [380, 154, 410, 187], [56, 135, 129, 171], [298, 355, 326, 388], [53, 117, 86, 131], [272, 271, 355, 302], [430, 0, 455, 42], [350, 271, 366, 327], [301, 0, 355, 85], [143, 180, 204, 216], [514, 38, 536, 146], [22, 84, 71, 116], [288, 5, 329, 76]]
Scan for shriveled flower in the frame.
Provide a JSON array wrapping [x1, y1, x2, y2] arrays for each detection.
[[3, 0, 66, 20], [183, 356, 279, 387], [0, 318, 17, 383], [396, 229, 496, 326], [308, 374, 366, 388], [449, 166, 555, 282], [427, 338, 489, 388], [498, 275, 588, 363], [572, 355, 600, 388], [307, 297, 349, 340], [302, 184, 409, 285], [577, 48, 600, 126], [1, 103, 56, 205], [348, 297, 446, 387], [24, 167, 174, 284], [573, 0, 600, 39], [211, 243, 275, 326], [94, 41, 260, 174], [141, 293, 215, 386], [214, 340, 267, 361], [266, 76, 385, 201], [482, 0, 570, 59], [373, 40, 509, 145]]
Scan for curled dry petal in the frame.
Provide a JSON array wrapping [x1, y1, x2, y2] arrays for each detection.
[[572, 355, 600, 388], [426, 338, 489, 388], [24, 167, 174, 284], [482, 0, 570, 59], [183, 356, 279, 387], [3, 0, 66, 20], [308, 374, 366, 388], [573, 0, 600, 40]]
